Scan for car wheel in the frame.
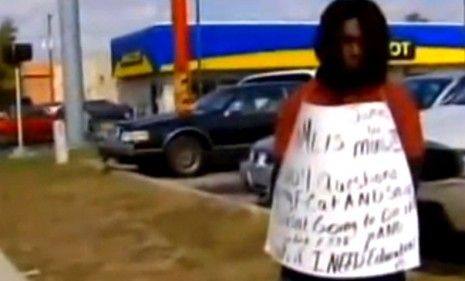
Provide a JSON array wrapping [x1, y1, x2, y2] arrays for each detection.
[[165, 136, 204, 177]]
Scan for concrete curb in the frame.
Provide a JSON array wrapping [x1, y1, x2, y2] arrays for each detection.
[[0, 251, 29, 281], [81, 159, 270, 216]]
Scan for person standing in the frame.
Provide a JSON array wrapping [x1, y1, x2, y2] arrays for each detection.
[[266, 1, 425, 281]]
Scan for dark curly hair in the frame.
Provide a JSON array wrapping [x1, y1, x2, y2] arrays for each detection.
[[315, 0, 390, 92]]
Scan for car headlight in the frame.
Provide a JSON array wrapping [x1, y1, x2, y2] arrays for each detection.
[[121, 130, 150, 143]]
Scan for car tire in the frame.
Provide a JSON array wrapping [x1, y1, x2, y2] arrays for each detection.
[[165, 135, 204, 177]]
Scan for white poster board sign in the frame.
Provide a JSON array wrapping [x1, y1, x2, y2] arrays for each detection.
[[265, 102, 420, 278]]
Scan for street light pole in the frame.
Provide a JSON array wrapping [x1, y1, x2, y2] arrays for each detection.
[[9, 64, 34, 158], [13, 66, 24, 153], [58, 0, 85, 147], [47, 13, 55, 103]]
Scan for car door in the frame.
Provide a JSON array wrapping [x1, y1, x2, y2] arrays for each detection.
[[0, 114, 16, 144], [205, 91, 250, 148], [221, 84, 286, 145], [21, 107, 39, 144], [22, 107, 53, 144], [31, 113, 54, 143]]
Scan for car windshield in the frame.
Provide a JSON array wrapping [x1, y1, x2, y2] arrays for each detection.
[[405, 77, 452, 109], [195, 88, 235, 112]]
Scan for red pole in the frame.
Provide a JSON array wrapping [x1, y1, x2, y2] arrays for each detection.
[[171, 0, 194, 116]]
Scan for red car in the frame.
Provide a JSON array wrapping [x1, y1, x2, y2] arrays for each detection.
[[0, 106, 55, 145]]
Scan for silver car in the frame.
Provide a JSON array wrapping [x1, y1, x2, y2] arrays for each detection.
[[239, 136, 275, 199]]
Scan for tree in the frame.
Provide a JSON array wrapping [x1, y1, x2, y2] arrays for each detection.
[[404, 12, 430, 22], [0, 18, 17, 92]]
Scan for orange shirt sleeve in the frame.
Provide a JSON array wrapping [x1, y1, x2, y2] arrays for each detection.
[[275, 87, 304, 161], [388, 84, 425, 163]]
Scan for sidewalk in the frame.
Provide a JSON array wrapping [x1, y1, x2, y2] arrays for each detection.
[[0, 251, 28, 281]]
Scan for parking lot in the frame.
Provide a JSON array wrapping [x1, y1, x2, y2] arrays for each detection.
[[112, 160, 465, 225], [103, 159, 258, 206]]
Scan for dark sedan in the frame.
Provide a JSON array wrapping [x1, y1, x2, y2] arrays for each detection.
[[99, 81, 303, 176], [52, 100, 133, 141]]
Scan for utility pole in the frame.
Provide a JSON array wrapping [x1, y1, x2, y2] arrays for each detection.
[[6, 43, 34, 159], [47, 13, 55, 103], [57, 0, 85, 147]]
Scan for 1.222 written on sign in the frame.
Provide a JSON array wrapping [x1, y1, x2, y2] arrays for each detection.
[[389, 40, 415, 60]]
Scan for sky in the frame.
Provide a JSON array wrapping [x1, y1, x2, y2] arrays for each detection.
[[0, 0, 463, 61]]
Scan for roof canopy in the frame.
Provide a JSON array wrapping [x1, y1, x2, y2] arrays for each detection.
[[111, 22, 465, 79]]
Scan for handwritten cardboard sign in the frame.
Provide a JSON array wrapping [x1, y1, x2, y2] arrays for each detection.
[[265, 102, 420, 278]]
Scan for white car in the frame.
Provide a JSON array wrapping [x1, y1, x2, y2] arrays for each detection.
[[422, 105, 465, 153]]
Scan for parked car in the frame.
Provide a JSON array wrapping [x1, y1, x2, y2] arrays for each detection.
[[53, 99, 133, 141], [237, 69, 316, 85], [240, 136, 275, 196], [421, 105, 465, 156], [83, 100, 133, 140], [99, 81, 304, 176], [40, 102, 62, 116], [240, 136, 464, 207], [405, 71, 465, 109], [0, 105, 55, 146]]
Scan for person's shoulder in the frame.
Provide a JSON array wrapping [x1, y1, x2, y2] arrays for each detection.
[[282, 81, 314, 108], [385, 81, 409, 96], [289, 80, 319, 102], [384, 81, 419, 111]]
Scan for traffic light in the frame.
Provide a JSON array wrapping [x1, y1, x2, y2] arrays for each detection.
[[2, 43, 33, 65]]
